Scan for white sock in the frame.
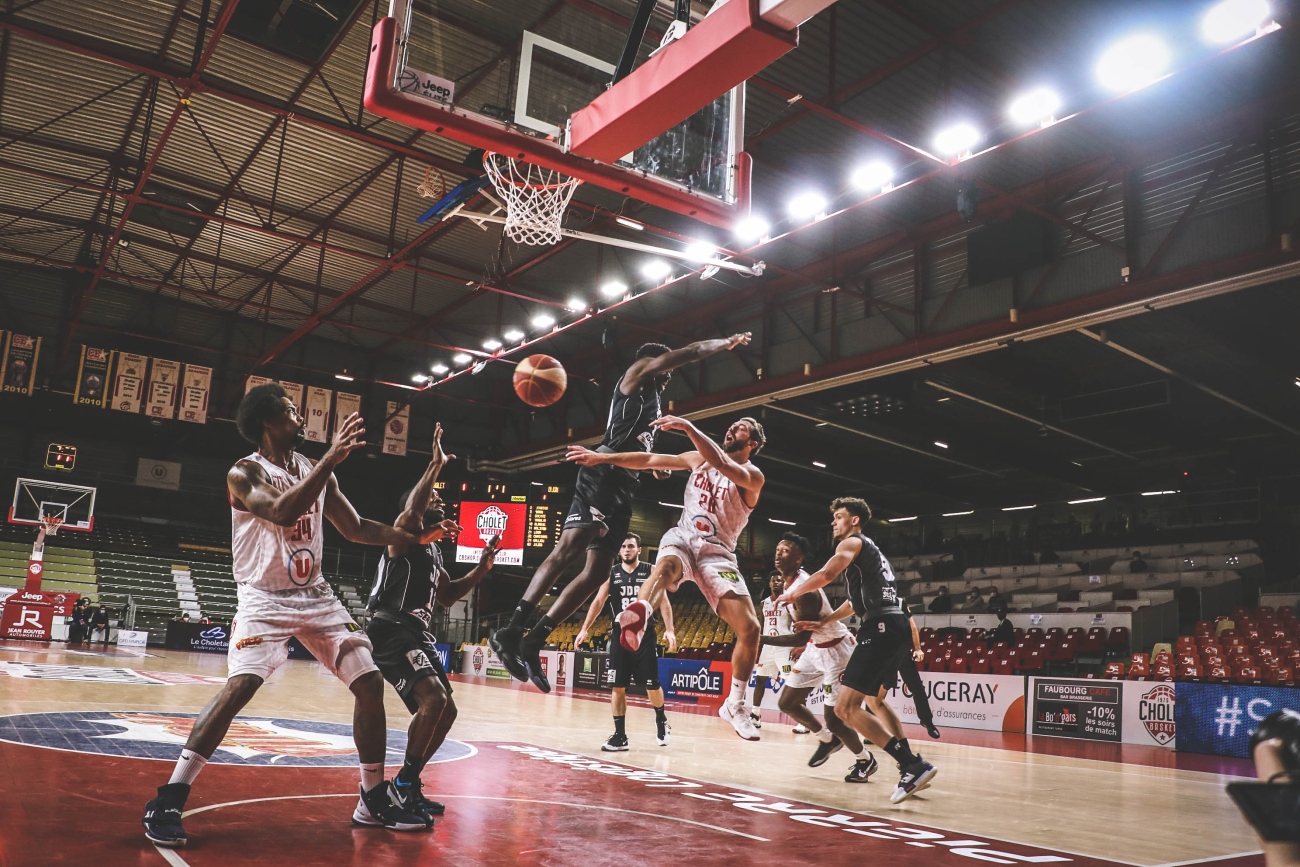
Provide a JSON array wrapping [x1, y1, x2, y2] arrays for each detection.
[[359, 762, 385, 793], [851, 746, 868, 759], [814, 726, 833, 744], [728, 678, 747, 706], [168, 749, 207, 786]]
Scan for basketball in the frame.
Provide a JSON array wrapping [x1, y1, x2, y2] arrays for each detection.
[[513, 354, 567, 407]]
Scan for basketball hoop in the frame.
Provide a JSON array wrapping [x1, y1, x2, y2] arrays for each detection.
[[481, 152, 582, 246], [39, 515, 63, 537]]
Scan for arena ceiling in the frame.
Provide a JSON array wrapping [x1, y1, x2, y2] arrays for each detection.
[[1, 0, 1299, 522]]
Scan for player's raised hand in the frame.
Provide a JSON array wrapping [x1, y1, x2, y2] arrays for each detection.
[[430, 422, 455, 468], [650, 414, 690, 433], [417, 519, 462, 544], [726, 332, 752, 349], [565, 445, 604, 465], [323, 413, 366, 466]]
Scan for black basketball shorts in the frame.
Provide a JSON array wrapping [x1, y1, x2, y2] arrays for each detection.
[[564, 469, 633, 556], [367, 618, 452, 714], [840, 613, 910, 697], [608, 622, 660, 690]]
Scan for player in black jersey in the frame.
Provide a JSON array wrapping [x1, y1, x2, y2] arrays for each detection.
[[574, 534, 677, 750], [367, 423, 499, 821], [778, 496, 938, 804], [491, 333, 751, 693]]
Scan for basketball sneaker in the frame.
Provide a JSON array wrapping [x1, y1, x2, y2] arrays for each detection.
[[890, 757, 938, 803], [926, 721, 941, 739], [656, 718, 672, 747], [518, 633, 551, 693], [808, 736, 844, 767], [489, 627, 529, 683], [616, 600, 650, 651], [142, 783, 190, 848], [602, 732, 629, 752], [749, 710, 763, 729], [792, 723, 810, 734], [844, 755, 879, 783], [718, 699, 760, 741], [392, 775, 445, 818], [352, 782, 433, 831]]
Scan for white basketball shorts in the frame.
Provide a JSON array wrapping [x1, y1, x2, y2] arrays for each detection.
[[784, 633, 856, 701], [228, 583, 376, 687], [756, 644, 793, 680], [657, 526, 746, 611]]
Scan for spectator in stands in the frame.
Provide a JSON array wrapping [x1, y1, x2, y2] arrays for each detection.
[[1235, 709, 1300, 866], [68, 599, 89, 645], [928, 586, 953, 613], [175, 613, 190, 623], [989, 608, 1015, 645], [1129, 551, 1149, 573], [89, 603, 111, 646], [961, 588, 985, 610], [987, 588, 1005, 612], [199, 615, 213, 625]]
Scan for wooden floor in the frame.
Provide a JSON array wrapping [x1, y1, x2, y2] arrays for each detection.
[[0, 641, 1263, 867]]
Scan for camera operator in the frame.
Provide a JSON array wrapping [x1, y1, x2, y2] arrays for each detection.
[[1233, 709, 1300, 867]]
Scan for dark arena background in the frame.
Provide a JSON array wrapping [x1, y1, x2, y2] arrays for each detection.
[[2, 0, 1300, 864]]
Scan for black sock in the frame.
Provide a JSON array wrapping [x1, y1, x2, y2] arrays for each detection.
[[397, 754, 426, 785], [526, 615, 556, 645], [654, 705, 667, 723], [883, 737, 917, 766], [899, 738, 912, 757], [614, 715, 626, 736], [507, 600, 536, 631]]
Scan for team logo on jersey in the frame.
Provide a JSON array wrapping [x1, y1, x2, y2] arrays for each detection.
[[288, 548, 316, 586], [0, 711, 475, 766], [406, 649, 432, 671], [476, 506, 509, 543], [690, 514, 718, 538], [1138, 684, 1176, 745], [235, 636, 263, 650]]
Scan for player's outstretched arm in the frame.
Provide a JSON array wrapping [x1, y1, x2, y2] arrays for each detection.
[[565, 445, 701, 473], [761, 593, 820, 648], [575, 582, 610, 648], [777, 536, 862, 604], [657, 592, 676, 653], [436, 536, 499, 605], [620, 333, 750, 394], [391, 422, 455, 558], [795, 599, 854, 633], [652, 416, 763, 496], [323, 476, 428, 547]]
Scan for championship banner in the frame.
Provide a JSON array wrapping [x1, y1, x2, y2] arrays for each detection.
[[111, 352, 148, 413], [334, 392, 361, 433], [178, 364, 212, 424], [278, 380, 304, 412], [303, 387, 333, 443], [74, 346, 112, 407], [145, 358, 181, 419], [1, 332, 41, 396], [245, 375, 273, 393], [455, 501, 526, 566], [383, 401, 410, 456]]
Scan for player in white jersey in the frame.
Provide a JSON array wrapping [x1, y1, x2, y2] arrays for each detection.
[[751, 570, 794, 728], [567, 415, 766, 741], [143, 384, 441, 849]]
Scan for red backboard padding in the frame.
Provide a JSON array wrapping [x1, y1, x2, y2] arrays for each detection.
[[568, 0, 798, 163]]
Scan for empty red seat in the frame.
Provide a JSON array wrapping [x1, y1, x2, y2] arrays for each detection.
[[992, 657, 1014, 675], [1130, 652, 1150, 669], [949, 656, 971, 674], [1153, 663, 1175, 682], [1265, 665, 1295, 686], [1208, 664, 1230, 683], [1235, 665, 1263, 685], [1066, 627, 1086, 641], [1017, 650, 1046, 674], [1177, 663, 1203, 682], [968, 656, 991, 674], [1107, 627, 1131, 649], [1103, 661, 1126, 679]]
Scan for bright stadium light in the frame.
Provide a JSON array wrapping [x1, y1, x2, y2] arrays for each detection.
[[502, 329, 524, 342], [1202, 0, 1270, 43], [411, 373, 429, 384], [943, 510, 974, 517], [1002, 504, 1036, 511], [768, 518, 797, 526], [531, 314, 556, 329], [482, 338, 502, 351], [1096, 34, 1170, 92], [430, 363, 449, 375], [888, 516, 918, 523], [600, 281, 628, 299], [1008, 88, 1061, 126], [934, 124, 980, 156], [1068, 497, 1106, 505], [734, 215, 770, 242], [787, 191, 828, 220], [452, 353, 472, 365], [685, 242, 716, 262], [566, 297, 587, 312], [642, 259, 672, 281], [851, 161, 893, 192]]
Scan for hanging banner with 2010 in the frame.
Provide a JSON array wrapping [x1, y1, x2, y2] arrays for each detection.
[[1031, 678, 1122, 742]]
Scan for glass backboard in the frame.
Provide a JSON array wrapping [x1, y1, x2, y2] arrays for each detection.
[[10, 478, 96, 532]]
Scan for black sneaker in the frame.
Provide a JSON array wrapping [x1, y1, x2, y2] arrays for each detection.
[[142, 783, 190, 848], [844, 755, 879, 783], [489, 627, 529, 683], [748, 710, 762, 729], [519, 634, 552, 693], [808, 736, 844, 768], [890, 757, 938, 803], [602, 732, 629, 752], [352, 782, 433, 831], [656, 718, 671, 746], [392, 775, 444, 818], [925, 721, 941, 740]]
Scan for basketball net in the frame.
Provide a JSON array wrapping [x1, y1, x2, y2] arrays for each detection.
[[482, 152, 581, 246], [40, 515, 63, 537]]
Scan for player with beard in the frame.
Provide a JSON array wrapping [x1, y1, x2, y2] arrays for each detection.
[[568, 415, 766, 741], [491, 334, 751, 692], [143, 384, 437, 848], [574, 533, 677, 750], [367, 423, 500, 821], [778, 497, 937, 803]]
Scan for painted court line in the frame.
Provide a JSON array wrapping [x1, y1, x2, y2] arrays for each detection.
[[1156, 853, 1264, 867]]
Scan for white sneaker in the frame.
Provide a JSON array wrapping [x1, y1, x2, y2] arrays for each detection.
[[792, 723, 810, 734], [719, 700, 760, 741], [749, 710, 763, 729]]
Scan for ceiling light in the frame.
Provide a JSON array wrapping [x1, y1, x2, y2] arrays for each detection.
[[787, 191, 828, 220], [937, 396, 950, 402], [482, 338, 502, 351], [1294, 376, 1300, 387], [1096, 34, 1170, 92], [641, 259, 672, 280], [734, 215, 770, 242], [600, 281, 628, 298], [934, 441, 949, 449], [531, 314, 556, 329], [942, 510, 974, 517], [411, 373, 429, 384], [812, 461, 826, 468], [888, 516, 918, 523], [1068, 497, 1106, 504], [334, 372, 354, 381], [1202, 0, 1270, 43], [684, 242, 716, 262], [934, 124, 980, 156], [659, 501, 684, 508], [503, 329, 524, 342], [1141, 490, 1177, 496], [430, 363, 449, 375], [531, 481, 543, 486], [1002, 504, 1036, 511], [851, 161, 893, 191], [768, 518, 797, 526], [453, 353, 472, 364], [1008, 88, 1061, 126], [566, 297, 587, 312], [616, 217, 644, 231]]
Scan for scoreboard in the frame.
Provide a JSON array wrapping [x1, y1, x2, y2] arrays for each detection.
[[445, 481, 567, 565]]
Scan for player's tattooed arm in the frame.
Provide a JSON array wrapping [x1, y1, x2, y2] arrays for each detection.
[[777, 536, 862, 605], [565, 446, 702, 473], [620, 333, 751, 394], [228, 459, 333, 528], [575, 581, 611, 649], [436, 535, 498, 606], [761, 592, 819, 647]]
